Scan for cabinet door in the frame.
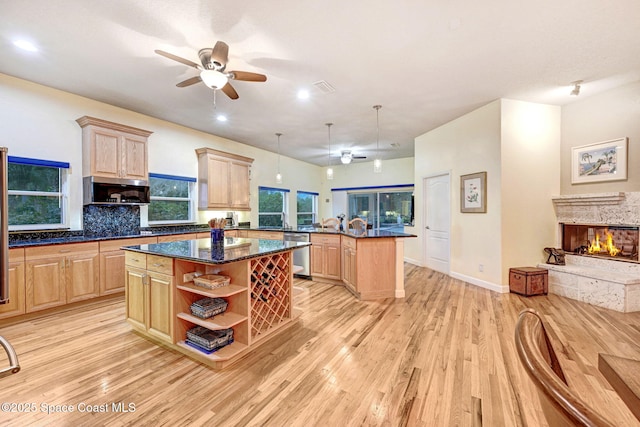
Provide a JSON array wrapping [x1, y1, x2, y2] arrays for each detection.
[[324, 244, 342, 280], [342, 246, 352, 285], [125, 267, 146, 330], [91, 128, 121, 178], [122, 135, 147, 180], [66, 253, 100, 303], [207, 155, 230, 208], [147, 271, 173, 343], [100, 250, 126, 295], [0, 257, 25, 319], [229, 161, 250, 209], [310, 244, 324, 276], [26, 257, 66, 312], [348, 248, 357, 290]]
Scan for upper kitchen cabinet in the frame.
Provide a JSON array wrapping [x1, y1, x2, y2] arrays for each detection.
[[77, 116, 153, 181], [196, 148, 254, 211]]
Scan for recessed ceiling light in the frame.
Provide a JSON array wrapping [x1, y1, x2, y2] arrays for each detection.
[[216, 114, 227, 122], [13, 39, 38, 52], [297, 89, 310, 100]]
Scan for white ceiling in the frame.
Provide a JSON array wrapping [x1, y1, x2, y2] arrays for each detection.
[[2, 1, 640, 166]]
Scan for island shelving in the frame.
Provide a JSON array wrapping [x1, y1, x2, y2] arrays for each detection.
[[123, 237, 307, 369]]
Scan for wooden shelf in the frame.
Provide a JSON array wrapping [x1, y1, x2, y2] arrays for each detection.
[[177, 340, 247, 361], [177, 282, 246, 298], [177, 311, 247, 330]]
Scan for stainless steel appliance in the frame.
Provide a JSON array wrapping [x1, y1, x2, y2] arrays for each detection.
[[284, 231, 310, 279], [83, 176, 150, 205], [0, 147, 21, 377]]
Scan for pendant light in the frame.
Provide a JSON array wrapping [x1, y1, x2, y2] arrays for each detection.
[[275, 132, 283, 184], [373, 105, 382, 173], [326, 123, 334, 180]]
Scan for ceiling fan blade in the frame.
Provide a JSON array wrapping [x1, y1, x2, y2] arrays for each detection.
[[176, 76, 202, 87], [155, 50, 200, 69], [353, 155, 367, 159], [221, 82, 239, 100], [228, 71, 267, 82], [211, 41, 229, 67]]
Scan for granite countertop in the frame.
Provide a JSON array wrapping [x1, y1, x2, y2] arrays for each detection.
[[8, 223, 415, 249], [122, 237, 311, 265]]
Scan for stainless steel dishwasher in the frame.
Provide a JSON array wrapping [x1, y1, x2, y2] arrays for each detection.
[[283, 231, 311, 279]]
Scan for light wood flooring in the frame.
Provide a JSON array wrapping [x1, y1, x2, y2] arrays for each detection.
[[1, 264, 639, 426]]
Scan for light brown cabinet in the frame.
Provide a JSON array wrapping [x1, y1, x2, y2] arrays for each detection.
[[125, 252, 174, 343], [310, 234, 341, 280], [0, 249, 25, 319], [245, 230, 284, 240], [99, 236, 157, 296], [341, 236, 357, 293], [77, 116, 152, 181], [341, 237, 398, 300], [196, 148, 253, 211], [25, 242, 100, 312]]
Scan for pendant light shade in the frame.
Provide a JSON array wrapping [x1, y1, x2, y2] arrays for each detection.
[[275, 132, 283, 184], [326, 123, 334, 180], [373, 105, 382, 173]]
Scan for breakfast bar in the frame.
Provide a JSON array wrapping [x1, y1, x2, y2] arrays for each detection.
[[122, 237, 309, 369]]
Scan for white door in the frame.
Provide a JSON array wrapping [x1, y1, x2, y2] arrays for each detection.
[[424, 174, 450, 274]]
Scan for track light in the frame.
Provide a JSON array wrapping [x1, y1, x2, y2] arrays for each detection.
[[570, 80, 582, 96]]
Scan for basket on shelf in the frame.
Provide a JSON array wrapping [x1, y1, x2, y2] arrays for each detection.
[[193, 274, 230, 290], [186, 326, 234, 353], [190, 297, 228, 319]]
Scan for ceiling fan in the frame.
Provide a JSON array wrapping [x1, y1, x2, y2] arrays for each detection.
[[155, 41, 267, 100], [339, 150, 367, 164]]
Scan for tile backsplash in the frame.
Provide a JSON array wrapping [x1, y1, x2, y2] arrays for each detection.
[[83, 205, 140, 237]]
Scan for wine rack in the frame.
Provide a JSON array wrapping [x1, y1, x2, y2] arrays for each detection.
[[250, 252, 291, 340]]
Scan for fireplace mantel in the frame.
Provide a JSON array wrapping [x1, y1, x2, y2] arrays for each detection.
[[553, 191, 640, 226], [552, 192, 625, 206]]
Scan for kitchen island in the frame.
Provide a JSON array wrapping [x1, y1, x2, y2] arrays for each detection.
[[122, 237, 309, 369]]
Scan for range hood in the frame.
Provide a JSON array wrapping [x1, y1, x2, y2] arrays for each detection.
[[83, 176, 150, 205]]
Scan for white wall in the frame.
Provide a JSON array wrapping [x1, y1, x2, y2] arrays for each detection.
[[413, 100, 503, 288], [561, 80, 640, 194], [500, 99, 561, 284], [0, 73, 322, 229]]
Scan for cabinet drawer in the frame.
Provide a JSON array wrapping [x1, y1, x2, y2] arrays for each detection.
[[125, 251, 146, 268], [342, 236, 356, 250], [147, 254, 173, 275], [100, 236, 157, 252], [310, 234, 341, 245], [25, 242, 99, 260]]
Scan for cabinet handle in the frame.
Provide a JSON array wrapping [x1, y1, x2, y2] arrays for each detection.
[[152, 263, 163, 267], [58, 249, 71, 253]]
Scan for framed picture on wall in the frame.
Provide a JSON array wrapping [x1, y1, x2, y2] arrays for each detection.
[[460, 171, 487, 213], [571, 137, 628, 184]]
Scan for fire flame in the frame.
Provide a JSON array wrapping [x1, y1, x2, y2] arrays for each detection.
[[588, 230, 621, 256]]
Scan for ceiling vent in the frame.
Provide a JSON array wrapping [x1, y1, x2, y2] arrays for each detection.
[[313, 80, 336, 94]]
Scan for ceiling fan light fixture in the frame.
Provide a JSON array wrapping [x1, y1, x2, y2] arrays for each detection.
[[200, 69, 228, 89], [340, 151, 352, 164]]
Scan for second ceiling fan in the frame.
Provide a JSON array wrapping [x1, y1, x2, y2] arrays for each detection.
[[155, 41, 267, 100]]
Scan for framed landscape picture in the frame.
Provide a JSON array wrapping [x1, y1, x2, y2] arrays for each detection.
[[571, 138, 628, 184], [460, 171, 487, 213]]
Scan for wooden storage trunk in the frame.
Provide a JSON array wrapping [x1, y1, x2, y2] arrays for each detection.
[[509, 267, 548, 296]]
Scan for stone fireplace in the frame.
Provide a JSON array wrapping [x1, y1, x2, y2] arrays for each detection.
[[543, 192, 640, 312]]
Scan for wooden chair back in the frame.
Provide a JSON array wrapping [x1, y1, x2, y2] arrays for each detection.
[[321, 217, 340, 231], [515, 308, 615, 427], [348, 218, 368, 235]]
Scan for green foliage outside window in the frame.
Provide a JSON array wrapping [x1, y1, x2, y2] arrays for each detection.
[[296, 192, 316, 226], [7, 163, 63, 226], [258, 189, 285, 227], [148, 176, 192, 223]]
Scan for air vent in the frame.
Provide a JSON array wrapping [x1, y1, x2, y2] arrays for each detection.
[[313, 80, 336, 94], [390, 142, 400, 148]]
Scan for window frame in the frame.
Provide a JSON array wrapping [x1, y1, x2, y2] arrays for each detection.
[[337, 184, 414, 232], [147, 173, 197, 225], [7, 156, 70, 231], [258, 186, 289, 228], [296, 190, 318, 227]]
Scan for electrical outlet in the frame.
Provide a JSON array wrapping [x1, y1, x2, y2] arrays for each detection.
[[479, 264, 484, 272]]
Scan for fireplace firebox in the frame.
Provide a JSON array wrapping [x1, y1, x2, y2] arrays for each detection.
[[561, 223, 639, 261]]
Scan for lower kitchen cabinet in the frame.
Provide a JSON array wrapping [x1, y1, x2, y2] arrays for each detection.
[[99, 237, 157, 295], [341, 236, 357, 294], [310, 234, 341, 280], [25, 242, 99, 312], [0, 248, 25, 319], [125, 252, 174, 343]]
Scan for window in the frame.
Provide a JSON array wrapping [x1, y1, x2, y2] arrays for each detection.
[[345, 185, 413, 232], [296, 191, 318, 226], [258, 186, 289, 227], [148, 173, 196, 224], [7, 156, 69, 230]]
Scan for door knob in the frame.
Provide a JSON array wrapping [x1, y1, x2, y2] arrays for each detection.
[[425, 226, 430, 229]]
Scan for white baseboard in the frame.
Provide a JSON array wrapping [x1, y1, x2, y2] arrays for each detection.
[[404, 257, 424, 267], [450, 271, 509, 293]]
